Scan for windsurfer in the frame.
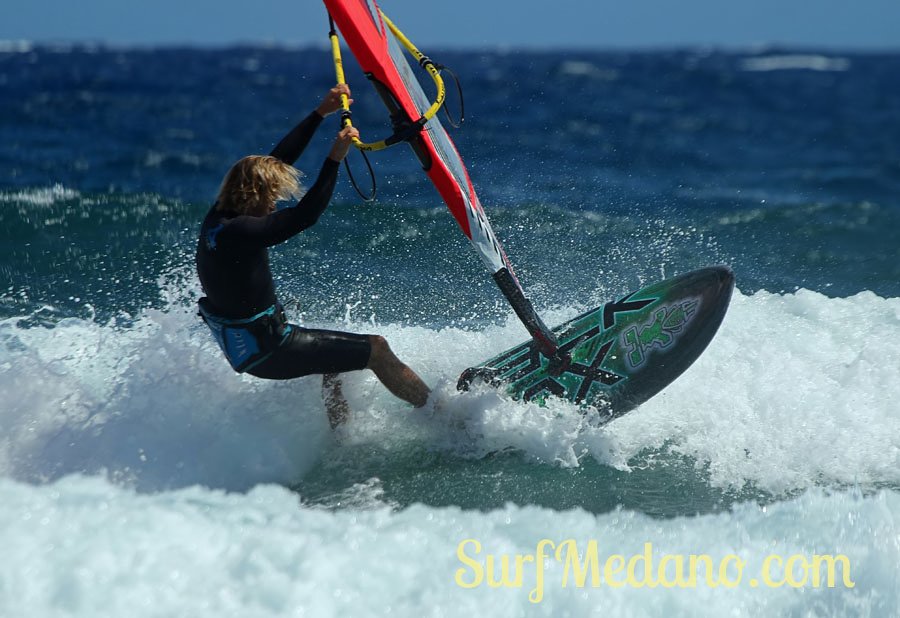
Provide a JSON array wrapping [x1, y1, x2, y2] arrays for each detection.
[[196, 84, 431, 428]]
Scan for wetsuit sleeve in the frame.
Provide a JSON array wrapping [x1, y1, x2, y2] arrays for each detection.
[[269, 111, 325, 165], [224, 158, 341, 248]]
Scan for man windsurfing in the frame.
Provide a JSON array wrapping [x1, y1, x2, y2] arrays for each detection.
[[196, 84, 431, 428]]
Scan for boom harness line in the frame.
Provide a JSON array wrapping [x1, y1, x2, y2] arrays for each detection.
[[327, 10, 465, 199]]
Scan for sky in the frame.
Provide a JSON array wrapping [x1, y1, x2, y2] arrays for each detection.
[[1, 0, 898, 50]]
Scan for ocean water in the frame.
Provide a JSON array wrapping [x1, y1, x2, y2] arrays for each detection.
[[2, 41, 899, 616]]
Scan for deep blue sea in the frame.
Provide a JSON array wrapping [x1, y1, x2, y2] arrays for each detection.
[[1, 41, 899, 616]]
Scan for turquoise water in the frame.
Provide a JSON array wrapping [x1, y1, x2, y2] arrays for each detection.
[[1, 44, 898, 616]]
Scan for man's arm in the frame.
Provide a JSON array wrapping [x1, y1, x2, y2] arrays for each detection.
[[268, 111, 324, 165], [230, 124, 358, 248], [269, 85, 352, 164], [231, 158, 341, 248]]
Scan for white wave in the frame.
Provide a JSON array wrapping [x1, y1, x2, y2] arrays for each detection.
[[0, 309, 334, 492], [0, 40, 34, 53], [558, 60, 618, 80], [0, 183, 80, 206], [740, 54, 851, 72], [1, 287, 898, 495], [594, 287, 900, 493], [0, 475, 894, 616], [1, 286, 898, 614]]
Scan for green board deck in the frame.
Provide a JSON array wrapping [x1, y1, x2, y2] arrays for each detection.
[[458, 266, 735, 424]]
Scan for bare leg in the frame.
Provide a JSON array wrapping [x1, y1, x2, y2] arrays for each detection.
[[322, 373, 351, 430], [366, 335, 431, 408]]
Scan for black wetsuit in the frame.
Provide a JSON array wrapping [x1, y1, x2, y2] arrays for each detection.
[[196, 111, 371, 378]]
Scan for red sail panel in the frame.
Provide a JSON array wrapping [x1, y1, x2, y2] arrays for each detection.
[[323, 0, 507, 274], [323, 0, 560, 357]]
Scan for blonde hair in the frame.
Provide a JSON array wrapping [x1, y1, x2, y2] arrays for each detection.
[[216, 155, 303, 215]]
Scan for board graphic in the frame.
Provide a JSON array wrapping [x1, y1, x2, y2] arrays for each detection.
[[458, 266, 735, 423]]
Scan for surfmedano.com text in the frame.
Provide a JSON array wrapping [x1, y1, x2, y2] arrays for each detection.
[[455, 539, 855, 603]]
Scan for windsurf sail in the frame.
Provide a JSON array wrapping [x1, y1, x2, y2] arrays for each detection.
[[323, 0, 562, 361]]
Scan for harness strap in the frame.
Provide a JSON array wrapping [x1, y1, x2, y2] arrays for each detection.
[[198, 298, 290, 373]]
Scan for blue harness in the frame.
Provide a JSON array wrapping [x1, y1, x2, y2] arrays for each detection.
[[198, 298, 292, 373]]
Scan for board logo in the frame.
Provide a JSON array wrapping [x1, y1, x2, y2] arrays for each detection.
[[622, 298, 700, 369]]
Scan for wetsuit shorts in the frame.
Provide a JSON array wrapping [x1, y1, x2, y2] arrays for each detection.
[[198, 297, 371, 379], [246, 325, 372, 380]]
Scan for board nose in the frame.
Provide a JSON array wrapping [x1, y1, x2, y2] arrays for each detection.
[[709, 265, 735, 294]]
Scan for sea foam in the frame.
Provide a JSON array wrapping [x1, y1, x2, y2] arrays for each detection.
[[2, 286, 898, 498], [0, 475, 894, 617]]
